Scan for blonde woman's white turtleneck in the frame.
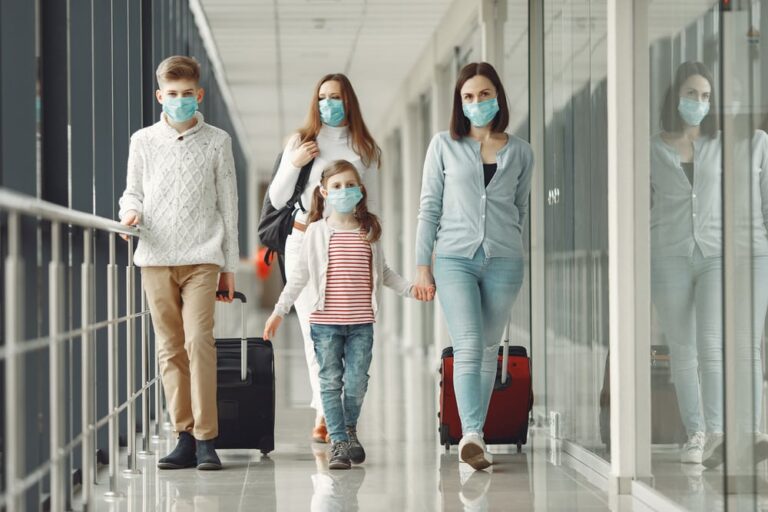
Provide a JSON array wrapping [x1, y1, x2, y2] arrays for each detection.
[[268, 125, 379, 224]]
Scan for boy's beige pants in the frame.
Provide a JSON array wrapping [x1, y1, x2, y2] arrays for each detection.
[[142, 264, 219, 440]]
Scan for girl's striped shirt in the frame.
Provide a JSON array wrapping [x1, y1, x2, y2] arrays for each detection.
[[309, 229, 375, 325]]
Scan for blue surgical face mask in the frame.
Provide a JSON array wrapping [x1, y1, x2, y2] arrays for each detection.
[[163, 96, 198, 123], [326, 186, 363, 213], [678, 97, 710, 127], [462, 97, 500, 127], [319, 98, 345, 127]]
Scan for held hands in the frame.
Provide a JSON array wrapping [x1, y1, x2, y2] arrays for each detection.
[[413, 266, 436, 302], [216, 273, 235, 303], [119, 210, 140, 241], [291, 141, 319, 168], [263, 313, 283, 341]]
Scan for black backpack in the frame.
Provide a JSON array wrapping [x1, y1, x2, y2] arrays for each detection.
[[257, 152, 314, 283]]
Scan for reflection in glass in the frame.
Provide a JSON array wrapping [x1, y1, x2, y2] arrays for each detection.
[[727, 87, 768, 470], [651, 61, 724, 466]]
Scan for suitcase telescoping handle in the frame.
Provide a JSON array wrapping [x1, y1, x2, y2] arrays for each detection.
[[501, 322, 510, 385], [216, 290, 249, 382]]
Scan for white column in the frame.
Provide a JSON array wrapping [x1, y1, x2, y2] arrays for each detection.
[[381, 132, 400, 340], [479, 0, 507, 69], [401, 105, 423, 350], [528, 0, 548, 425], [606, 0, 652, 494]]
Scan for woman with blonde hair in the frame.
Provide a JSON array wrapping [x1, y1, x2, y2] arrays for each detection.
[[268, 73, 381, 442]]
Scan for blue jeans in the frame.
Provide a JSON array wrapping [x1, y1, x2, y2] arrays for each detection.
[[310, 323, 374, 443], [652, 247, 723, 434], [736, 256, 768, 432], [434, 247, 525, 435]]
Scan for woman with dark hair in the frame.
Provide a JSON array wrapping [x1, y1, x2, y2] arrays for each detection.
[[413, 62, 534, 470], [650, 61, 724, 465], [269, 73, 382, 443]]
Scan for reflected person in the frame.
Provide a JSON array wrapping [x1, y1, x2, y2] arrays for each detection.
[[702, 110, 768, 468], [650, 61, 723, 465]]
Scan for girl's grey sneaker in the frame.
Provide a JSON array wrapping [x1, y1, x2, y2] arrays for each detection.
[[680, 432, 705, 464], [328, 441, 352, 470], [346, 428, 366, 464]]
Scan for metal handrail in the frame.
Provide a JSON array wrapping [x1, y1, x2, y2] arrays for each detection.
[[0, 311, 150, 360], [0, 188, 139, 236], [1, 187, 159, 510]]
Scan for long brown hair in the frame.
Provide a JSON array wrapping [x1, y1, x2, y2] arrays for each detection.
[[308, 160, 382, 243], [450, 62, 510, 140], [297, 73, 382, 168]]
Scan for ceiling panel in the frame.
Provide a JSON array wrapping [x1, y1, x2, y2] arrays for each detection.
[[200, 0, 454, 174]]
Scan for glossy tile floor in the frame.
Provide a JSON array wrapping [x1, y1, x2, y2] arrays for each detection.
[[77, 305, 634, 511], [649, 448, 768, 511]]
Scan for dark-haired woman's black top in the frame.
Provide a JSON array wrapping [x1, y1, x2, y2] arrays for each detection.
[[483, 163, 498, 188]]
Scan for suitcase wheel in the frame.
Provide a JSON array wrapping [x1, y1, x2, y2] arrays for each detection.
[[444, 443, 451, 452], [516, 442, 522, 453]]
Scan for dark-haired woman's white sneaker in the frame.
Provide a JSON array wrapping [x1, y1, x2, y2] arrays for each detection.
[[458, 433, 493, 471], [701, 432, 724, 468], [681, 432, 705, 464]]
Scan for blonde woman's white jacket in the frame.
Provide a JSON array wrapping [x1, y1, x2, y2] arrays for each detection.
[[272, 219, 412, 318]]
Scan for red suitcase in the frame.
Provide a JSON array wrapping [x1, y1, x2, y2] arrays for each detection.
[[438, 327, 533, 452]]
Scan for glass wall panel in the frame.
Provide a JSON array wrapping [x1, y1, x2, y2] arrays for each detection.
[[642, 0, 768, 508], [542, 0, 610, 461], [0, 1, 250, 506], [504, 0, 531, 355]]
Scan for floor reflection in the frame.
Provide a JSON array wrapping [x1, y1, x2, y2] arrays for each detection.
[[79, 309, 614, 512]]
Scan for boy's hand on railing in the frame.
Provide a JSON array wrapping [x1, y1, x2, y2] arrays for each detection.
[[216, 273, 235, 302], [119, 211, 140, 241], [263, 313, 282, 341]]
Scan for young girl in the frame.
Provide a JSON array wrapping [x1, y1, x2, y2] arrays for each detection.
[[263, 159, 426, 470]]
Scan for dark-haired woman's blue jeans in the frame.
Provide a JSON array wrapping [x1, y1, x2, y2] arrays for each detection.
[[434, 247, 524, 436]]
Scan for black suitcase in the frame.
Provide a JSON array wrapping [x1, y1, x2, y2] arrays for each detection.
[[214, 291, 275, 454]]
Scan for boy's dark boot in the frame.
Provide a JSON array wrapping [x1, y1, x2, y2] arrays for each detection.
[[196, 438, 222, 470], [157, 431, 197, 469]]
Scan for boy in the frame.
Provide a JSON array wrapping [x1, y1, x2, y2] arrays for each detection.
[[118, 55, 239, 471]]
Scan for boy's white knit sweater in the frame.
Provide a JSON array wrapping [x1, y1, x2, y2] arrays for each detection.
[[118, 112, 239, 271]]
